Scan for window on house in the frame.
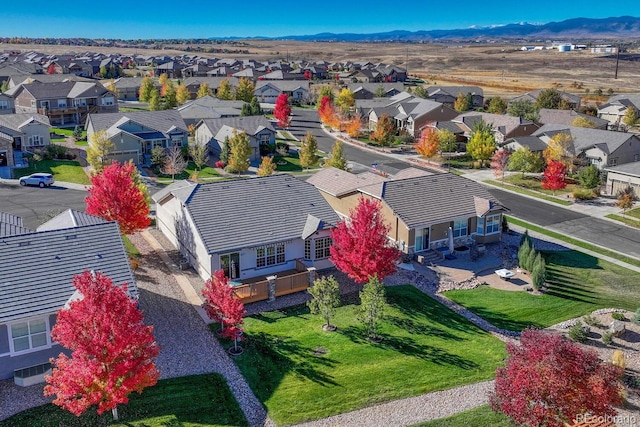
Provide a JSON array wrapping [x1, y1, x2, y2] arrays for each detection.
[[609, 158, 618, 166], [172, 138, 183, 147], [453, 219, 468, 238], [31, 100, 36, 108], [485, 214, 501, 234], [102, 97, 114, 106], [0, 100, 8, 109], [314, 237, 332, 259], [635, 154, 640, 162], [304, 239, 311, 260], [57, 99, 67, 108], [28, 135, 42, 146], [10, 318, 48, 353], [477, 217, 484, 235], [256, 243, 285, 268], [260, 134, 271, 144]]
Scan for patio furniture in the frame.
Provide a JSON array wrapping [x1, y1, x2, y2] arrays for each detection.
[[495, 269, 515, 281]]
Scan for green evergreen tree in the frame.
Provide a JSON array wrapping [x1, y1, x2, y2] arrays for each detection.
[[299, 132, 318, 170], [220, 137, 231, 164], [413, 86, 428, 99], [324, 140, 347, 170], [487, 96, 508, 114], [577, 165, 600, 189], [518, 238, 532, 271], [531, 253, 546, 291], [240, 103, 252, 117], [249, 97, 263, 115]]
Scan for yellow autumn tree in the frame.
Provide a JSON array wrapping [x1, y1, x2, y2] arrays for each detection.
[[345, 116, 362, 138], [257, 156, 276, 176], [543, 132, 574, 168]]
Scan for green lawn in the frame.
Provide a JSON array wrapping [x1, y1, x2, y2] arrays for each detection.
[[412, 405, 512, 427], [484, 179, 573, 206], [230, 286, 506, 426], [445, 250, 640, 331], [503, 174, 576, 196], [273, 152, 320, 172], [122, 235, 140, 258], [506, 216, 640, 269], [155, 162, 219, 181], [606, 213, 640, 228], [14, 160, 91, 185], [627, 206, 640, 220], [0, 374, 247, 427]]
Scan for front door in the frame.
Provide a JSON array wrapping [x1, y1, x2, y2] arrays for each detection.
[[220, 252, 240, 279], [12, 137, 21, 151]]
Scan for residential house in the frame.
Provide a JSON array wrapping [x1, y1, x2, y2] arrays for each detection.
[[254, 81, 310, 105], [597, 94, 640, 130], [366, 93, 458, 138], [0, 213, 137, 384], [509, 89, 581, 110], [533, 124, 640, 169], [8, 73, 94, 90], [308, 168, 507, 254], [85, 110, 189, 166], [453, 112, 539, 144], [178, 96, 245, 126], [152, 175, 340, 283], [538, 108, 608, 130], [194, 116, 275, 161], [502, 135, 548, 154], [604, 162, 640, 196], [0, 114, 51, 164], [7, 81, 118, 126], [0, 93, 14, 115], [426, 86, 484, 109], [113, 77, 160, 101], [348, 83, 404, 99], [46, 59, 93, 77], [182, 77, 240, 100], [154, 61, 184, 79]]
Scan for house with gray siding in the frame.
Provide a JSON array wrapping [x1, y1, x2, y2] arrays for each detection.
[[254, 81, 310, 104], [194, 116, 275, 162], [178, 96, 244, 126], [86, 110, 189, 166], [0, 113, 51, 168], [153, 175, 339, 282], [604, 162, 640, 196], [534, 124, 640, 169], [0, 93, 14, 115], [0, 213, 137, 384]]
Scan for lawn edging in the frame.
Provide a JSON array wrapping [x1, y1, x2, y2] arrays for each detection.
[[506, 216, 640, 270], [483, 179, 573, 206], [605, 213, 640, 229]]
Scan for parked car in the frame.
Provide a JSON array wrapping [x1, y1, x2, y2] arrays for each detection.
[[19, 173, 55, 188]]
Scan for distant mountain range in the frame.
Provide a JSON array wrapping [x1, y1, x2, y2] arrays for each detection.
[[270, 16, 640, 42]]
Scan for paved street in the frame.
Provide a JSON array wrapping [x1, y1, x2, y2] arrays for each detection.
[[487, 187, 640, 259], [289, 109, 422, 175], [0, 181, 88, 229]]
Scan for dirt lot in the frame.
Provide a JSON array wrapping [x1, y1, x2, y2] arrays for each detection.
[[4, 41, 639, 98]]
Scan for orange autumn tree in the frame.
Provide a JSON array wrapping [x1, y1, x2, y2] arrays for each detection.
[[345, 115, 362, 138], [415, 127, 440, 157]]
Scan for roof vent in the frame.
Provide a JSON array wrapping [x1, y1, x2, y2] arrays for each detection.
[[66, 235, 76, 240], [18, 241, 30, 247], [95, 254, 102, 260]]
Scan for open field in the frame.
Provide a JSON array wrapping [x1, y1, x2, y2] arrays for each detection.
[[4, 41, 639, 98]]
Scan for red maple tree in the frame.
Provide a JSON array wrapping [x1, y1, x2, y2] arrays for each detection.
[[44, 271, 159, 420], [274, 93, 292, 128], [202, 269, 246, 339], [414, 127, 440, 158], [85, 162, 151, 235], [542, 160, 567, 195], [490, 329, 623, 427], [318, 96, 334, 124], [304, 70, 312, 80], [490, 150, 511, 180], [330, 198, 401, 283], [46, 63, 56, 75]]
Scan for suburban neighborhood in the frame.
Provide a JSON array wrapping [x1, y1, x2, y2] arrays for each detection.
[[1, 26, 640, 427]]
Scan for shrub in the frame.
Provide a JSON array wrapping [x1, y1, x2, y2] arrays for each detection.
[[583, 315, 603, 328], [215, 160, 226, 169], [517, 239, 532, 271], [47, 144, 67, 160], [611, 312, 627, 321], [572, 188, 597, 200], [612, 350, 625, 369], [632, 308, 640, 325], [601, 331, 614, 345], [568, 322, 589, 343]]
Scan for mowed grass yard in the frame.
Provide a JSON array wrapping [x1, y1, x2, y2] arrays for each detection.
[[0, 374, 247, 427], [445, 250, 640, 331], [231, 286, 506, 426], [412, 405, 512, 427], [13, 160, 91, 185]]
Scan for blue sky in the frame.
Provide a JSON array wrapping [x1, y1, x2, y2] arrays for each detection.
[[2, 1, 638, 39]]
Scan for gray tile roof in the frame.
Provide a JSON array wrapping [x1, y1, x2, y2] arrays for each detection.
[[604, 161, 640, 177], [87, 110, 188, 135], [0, 212, 32, 237], [183, 77, 239, 89], [456, 112, 536, 136], [427, 86, 484, 97], [151, 180, 196, 204], [534, 124, 637, 153], [37, 209, 105, 232], [183, 175, 339, 254], [0, 113, 50, 132], [0, 222, 137, 323], [503, 136, 548, 152], [538, 108, 608, 128], [255, 80, 310, 92], [198, 116, 275, 138], [380, 174, 504, 228], [11, 81, 109, 100]]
